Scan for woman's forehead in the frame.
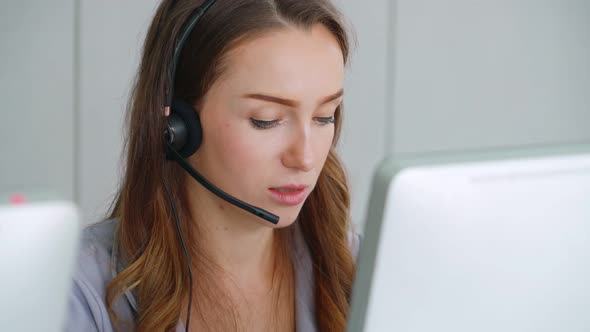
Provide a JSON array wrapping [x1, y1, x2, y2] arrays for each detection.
[[217, 25, 345, 98]]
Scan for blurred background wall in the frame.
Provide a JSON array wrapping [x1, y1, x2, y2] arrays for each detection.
[[1, 0, 589, 230]]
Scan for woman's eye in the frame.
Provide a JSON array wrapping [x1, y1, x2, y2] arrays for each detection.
[[315, 116, 335, 125], [250, 118, 280, 130]]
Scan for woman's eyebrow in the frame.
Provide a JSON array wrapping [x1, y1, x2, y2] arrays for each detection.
[[241, 88, 343, 107]]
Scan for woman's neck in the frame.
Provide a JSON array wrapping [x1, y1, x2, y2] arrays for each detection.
[[187, 183, 277, 283], [182, 185, 296, 331]]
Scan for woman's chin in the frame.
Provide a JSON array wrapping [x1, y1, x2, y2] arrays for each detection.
[[258, 208, 301, 229], [273, 217, 298, 229]]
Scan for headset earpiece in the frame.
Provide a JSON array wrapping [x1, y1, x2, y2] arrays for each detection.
[[165, 98, 203, 159]]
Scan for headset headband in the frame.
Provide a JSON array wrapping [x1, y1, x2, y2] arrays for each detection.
[[165, 0, 218, 107]]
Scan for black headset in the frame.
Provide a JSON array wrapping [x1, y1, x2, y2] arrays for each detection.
[[158, 1, 278, 330], [163, 0, 279, 225]]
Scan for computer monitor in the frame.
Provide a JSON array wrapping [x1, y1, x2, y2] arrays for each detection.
[[0, 200, 80, 332], [348, 147, 590, 332]]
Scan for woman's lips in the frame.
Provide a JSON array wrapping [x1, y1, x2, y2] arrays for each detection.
[[268, 185, 308, 206]]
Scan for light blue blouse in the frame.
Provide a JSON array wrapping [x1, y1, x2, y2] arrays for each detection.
[[63, 219, 361, 331]]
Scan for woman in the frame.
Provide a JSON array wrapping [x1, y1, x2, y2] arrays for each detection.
[[65, 0, 360, 331]]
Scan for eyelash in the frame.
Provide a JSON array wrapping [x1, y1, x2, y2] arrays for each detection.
[[249, 116, 335, 130], [250, 119, 280, 129]]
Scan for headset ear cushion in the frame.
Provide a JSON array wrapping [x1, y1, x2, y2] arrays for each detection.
[[169, 98, 203, 158]]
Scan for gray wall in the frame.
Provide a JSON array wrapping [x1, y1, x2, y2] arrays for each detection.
[[389, 0, 590, 156], [0, 1, 76, 201], [1, 0, 589, 230]]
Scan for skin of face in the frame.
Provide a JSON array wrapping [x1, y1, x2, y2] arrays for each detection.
[[188, 23, 345, 230]]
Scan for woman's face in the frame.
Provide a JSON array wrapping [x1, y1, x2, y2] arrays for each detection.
[[191, 24, 345, 228]]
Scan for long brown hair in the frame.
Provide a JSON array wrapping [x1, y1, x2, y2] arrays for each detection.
[[106, 0, 356, 330]]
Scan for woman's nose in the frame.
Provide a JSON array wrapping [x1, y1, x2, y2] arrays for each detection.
[[281, 126, 314, 172]]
